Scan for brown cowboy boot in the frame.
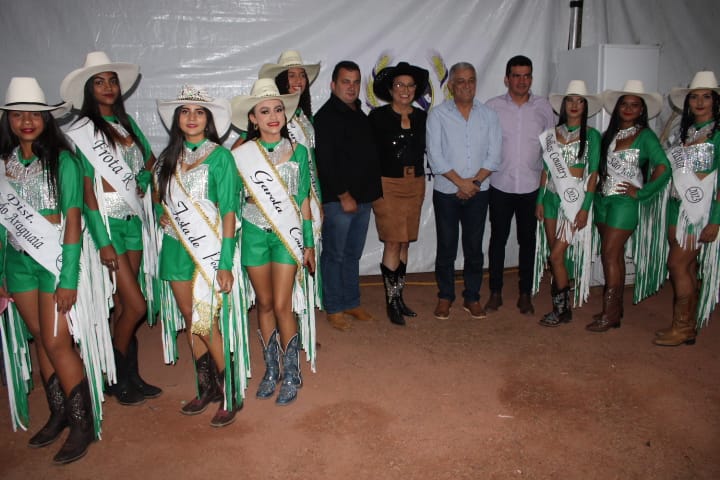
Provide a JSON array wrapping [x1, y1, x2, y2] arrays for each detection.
[[654, 296, 697, 346], [586, 287, 622, 332]]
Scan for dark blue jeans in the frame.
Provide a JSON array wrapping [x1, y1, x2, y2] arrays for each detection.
[[433, 189, 489, 303], [487, 186, 538, 295], [320, 201, 372, 313]]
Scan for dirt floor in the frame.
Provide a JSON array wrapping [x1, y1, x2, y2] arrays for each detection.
[[1, 270, 719, 480]]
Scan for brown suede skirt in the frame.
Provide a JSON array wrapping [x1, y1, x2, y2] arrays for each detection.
[[372, 172, 425, 242]]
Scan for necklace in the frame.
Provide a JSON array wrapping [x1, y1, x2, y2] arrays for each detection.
[[615, 125, 641, 141], [4, 148, 42, 181], [261, 138, 292, 165], [557, 125, 580, 143], [182, 141, 217, 166], [686, 122, 715, 145]]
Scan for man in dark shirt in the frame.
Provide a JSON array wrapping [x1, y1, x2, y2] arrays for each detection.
[[315, 60, 382, 331]]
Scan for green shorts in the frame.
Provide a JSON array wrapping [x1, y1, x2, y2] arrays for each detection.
[[158, 234, 195, 281], [108, 215, 143, 255], [542, 191, 561, 220], [594, 194, 638, 231], [6, 247, 57, 293], [241, 220, 296, 267]]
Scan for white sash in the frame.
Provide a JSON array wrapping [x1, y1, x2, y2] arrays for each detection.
[[165, 166, 223, 329], [539, 128, 586, 228], [66, 119, 145, 218], [287, 115, 322, 226], [668, 146, 716, 229], [233, 140, 304, 265], [0, 162, 62, 276]]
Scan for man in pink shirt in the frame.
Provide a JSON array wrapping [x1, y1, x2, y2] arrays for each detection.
[[485, 55, 555, 314]]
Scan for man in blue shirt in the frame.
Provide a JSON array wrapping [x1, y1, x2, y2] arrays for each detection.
[[426, 62, 502, 320]]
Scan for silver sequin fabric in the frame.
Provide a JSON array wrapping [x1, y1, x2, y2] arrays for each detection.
[[601, 149, 641, 196], [547, 140, 587, 194], [103, 191, 136, 219], [668, 143, 715, 199], [163, 164, 210, 239]]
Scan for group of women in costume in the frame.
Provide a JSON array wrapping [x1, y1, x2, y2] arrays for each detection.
[[0, 49, 324, 465], [533, 72, 720, 350]]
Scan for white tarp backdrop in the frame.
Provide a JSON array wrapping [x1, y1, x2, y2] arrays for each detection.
[[1, 0, 718, 274]]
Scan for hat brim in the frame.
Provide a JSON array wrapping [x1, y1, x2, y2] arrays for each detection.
[[602, 90, 663, 119], [372, 64, 430, 104], [0, 101, 71, 119], [60, 62, 140, 109], [258, 63, 321, 87], [549, 93, 602, 117], [230, 92, 300, 131], [157, 98, 232, 137], [669, 86, 720, 111]]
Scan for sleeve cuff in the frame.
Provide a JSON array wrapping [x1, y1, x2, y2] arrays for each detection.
[[58, 242, 81, 289]]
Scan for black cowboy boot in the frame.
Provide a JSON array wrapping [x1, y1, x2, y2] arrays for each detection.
[[108, 348, 145, 406], [381, 264, 405, 325], [53, 378, 95, 465], [256, 329, 280, 399], [539, 283, 572, 327], [396, 261, 417, 317], [28, 373, 68, 448], [277, 334, 303, 406], [127, 336, 162, 398], [180, 352, 222, 415]]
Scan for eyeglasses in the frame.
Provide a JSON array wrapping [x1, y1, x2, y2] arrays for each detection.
[[393, 82, 417, 90]]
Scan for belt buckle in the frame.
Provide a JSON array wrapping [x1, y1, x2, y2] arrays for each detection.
[[403, 166, 415, 176]]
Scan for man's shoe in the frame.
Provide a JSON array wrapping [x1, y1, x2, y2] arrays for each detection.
[[433, 299, 452, 320], [463, 301, 487, 320], [327, 313, 352, 331], [343, 307, 374, 321], [517, 293, 535, 314], [484, 292, 503, 312]]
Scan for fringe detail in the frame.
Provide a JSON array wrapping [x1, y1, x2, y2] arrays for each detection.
[[532, 219, 548, 296], [632, 182, 670, 303], [567, 210, 594, 307], [0, 303, 32, 431], [140, 193, 161, 323], [697, 235, 720, 329]]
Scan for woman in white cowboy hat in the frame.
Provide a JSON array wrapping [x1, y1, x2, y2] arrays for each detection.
[[533, 80, 602, 327], [0, 77, 102, 464], [654, 71, 720, 346], [61, 51, 161, 405], [368, 61, 429, 326], [588, 80, 671, 333], [155, 85, 245, 427], [231, 77, 315, 406]]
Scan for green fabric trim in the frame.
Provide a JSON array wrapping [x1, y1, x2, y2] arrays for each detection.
[[536, 186, 546, 206], [710, 200, 720, 224], [219, 236, 236, 271], [58, 242, 81, 289], [84, 208, 111, 248], [303, 219, 314, 248], [136, 169, 152, 192], [581, 191, 595, 211]]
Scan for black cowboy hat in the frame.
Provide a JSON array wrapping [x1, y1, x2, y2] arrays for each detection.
[[373, 62, 429, 103]]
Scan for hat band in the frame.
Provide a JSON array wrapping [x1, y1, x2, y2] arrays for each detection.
[[5, 101, 52, 107]]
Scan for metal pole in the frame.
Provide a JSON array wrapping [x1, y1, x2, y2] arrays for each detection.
[[568, 0, 584, 50]]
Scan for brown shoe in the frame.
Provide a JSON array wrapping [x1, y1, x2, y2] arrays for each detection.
[[343, 307, 374, 321], [463, 301, 487, 319], [327, 313, 352, 331], [517, 293, 534, 314], [434, 299, 452, 320], [484, 292, 503, 312]]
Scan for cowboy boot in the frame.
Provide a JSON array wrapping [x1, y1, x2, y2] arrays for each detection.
[[180, 352, 222, 415], [52, 378, 95, 465], [277, 334, 302, 406], [28, 373, 68, 448], [592, 285, 624, 323], [539, 284, 572, 327], [396, 261, 417, 317], [586, 287, 622, 332], [127, 336, 162, 399], [656, 288, 698, 337], [654, 296, 697, 346], [256, 329, 280, 399], [108, 348, 145, 406], [210, 369, 242, 427], [381, 264, 405, 325]]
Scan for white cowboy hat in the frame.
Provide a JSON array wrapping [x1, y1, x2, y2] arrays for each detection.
[[549, 80, 602, 117], [60, 51, 140, 109], [0, 77, 70, 118], [157, 85, 232, 136], [669, 71, 720, 110], [230, 78, 300, 131], [602, 80, 663, 119], [258, 50, 321, 86]]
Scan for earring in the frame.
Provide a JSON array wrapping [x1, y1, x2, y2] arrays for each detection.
[[253, 123, 258, 130]]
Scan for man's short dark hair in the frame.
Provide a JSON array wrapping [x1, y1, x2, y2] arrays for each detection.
[[505, 55, 533, 76], [332, 61, 361, 81]]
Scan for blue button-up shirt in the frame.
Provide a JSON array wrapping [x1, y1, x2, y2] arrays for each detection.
[[426, 98, 502, 194]]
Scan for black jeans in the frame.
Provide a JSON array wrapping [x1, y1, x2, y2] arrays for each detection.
[[487, 186, 538, 295]]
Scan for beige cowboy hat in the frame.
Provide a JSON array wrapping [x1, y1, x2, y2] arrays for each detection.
[[258, 50, 321, 86], [549, 80, 602, 117], [669, 71, 720, 110], [230, 78, 300, 131], [0, 77, 70, 118], [60, 51, 140, 109], [602, 80, 663, 119], [157, 85, 232, 136]]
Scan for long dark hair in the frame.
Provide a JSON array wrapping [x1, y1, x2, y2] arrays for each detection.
[[557, 96, 589, 160], [599, 95, 650, 183], [680, 90, 720, 143], [78, 73, 143, 150], [275, 70, 313, 119], [0, 110, 72, 202], [156, 106, 220, 203], [245, 104, 291, 143]]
